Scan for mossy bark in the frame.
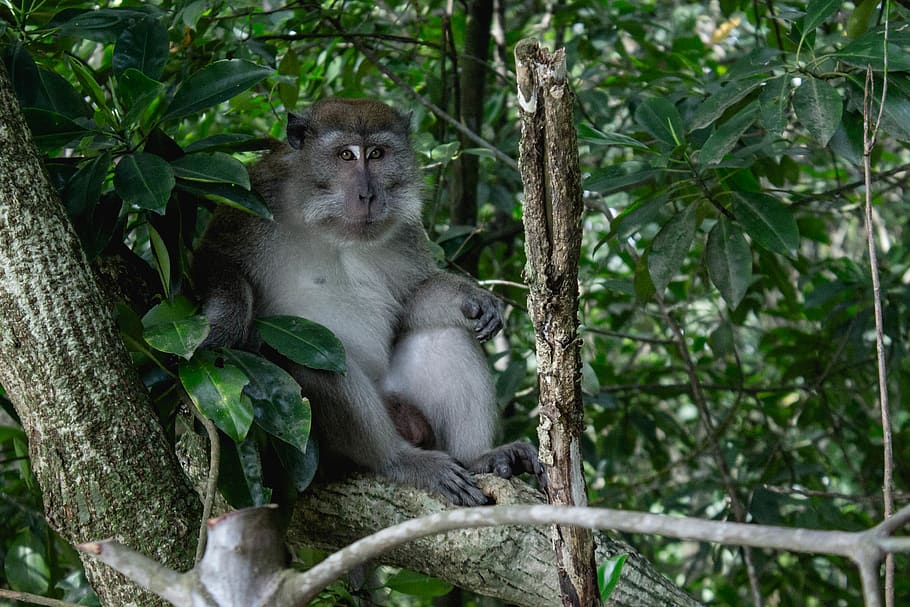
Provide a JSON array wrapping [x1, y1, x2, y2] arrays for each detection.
[[0, 61, 200, 607]]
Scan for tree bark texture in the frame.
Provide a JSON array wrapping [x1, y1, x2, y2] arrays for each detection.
[[514, 39, 598, 606], [289, 475, 701, 607], [0, 62, 200, 606], [450, 0, 493, 275]]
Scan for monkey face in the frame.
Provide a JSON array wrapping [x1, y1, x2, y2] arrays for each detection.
[[282, 99, 423, 243]]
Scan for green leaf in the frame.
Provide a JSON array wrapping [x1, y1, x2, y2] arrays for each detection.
[[273, 436, 319, 493], [218, 434, 270, 508], [278, 49, 301, 109], [607, 194, 667, 240], [32, 68, 89, 119], [162, 59, 273, 121], [834, 36, 910, 72], [64, 152, 110, 217], [180, 350, 253, 442], [21, 108, 92, 150], [219, 349, 311, 452], [386, 570, 454, 598], [597, 553, 628, 601], [113, 16, 169, 79], [60, 8, 161, 43], [758, 76, 790, 138], [706, 218, 752, 308], [68, 58, 112, 118], [647, 204, 697, 294], [577, 124, 650, 150], [144, 315, 209, 359], [731, 191, 799, 258], [256, 316, 347, 374], [113, 152, 175, 214], [185, 133, 271, 154], [802, 0, 841, 34], [699, 103, 759, 165], [584, 161, 659, 196], [176, 180, 272, 219], [4, 533, 50, 594], [792, 76, 843, 146], [171, 153, 250, 189], [118, 68, 166, 128], [635, 97, 685, 146], [3, 43, 40, 107], [147, 223, 172, 299], [690, 79, 764, 131]]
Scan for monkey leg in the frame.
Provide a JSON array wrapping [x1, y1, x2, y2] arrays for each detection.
[[384, 327, 498, 465], [290, 362, 488, 506]]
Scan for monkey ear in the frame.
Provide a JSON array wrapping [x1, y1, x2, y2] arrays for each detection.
[[287, 112, 310, 150]]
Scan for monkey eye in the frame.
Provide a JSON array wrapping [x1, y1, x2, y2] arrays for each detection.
[[339, 149, 356, 161], [367, 147, 384, 160]]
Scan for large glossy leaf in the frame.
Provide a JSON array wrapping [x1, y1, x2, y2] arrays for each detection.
[[273, 436, 318, 493], [792, 76, 842, 146], [647, 203, 697, 294], [699, 103, 759, 165], [706, 217, 752, 308], [802, 0, 841, 33], [219, 349, 311, 452], [634, 97, 685, 146], [3, 43, 39, 107], [577, 124, 650, 150], [690, 79, 763, 131], [218, 435, 271, 508], [21, 108, 92, 150], [834, 35, 910, 72], [584, 161, 659, 196], [180, 350, 253, 442], [185, 133, 271, 154], [176, 180, 272, 219], [60, 8, 160, 43], [118, 68, 165, 128], [65, 152, 110, 217], [171, 152, 250, 189], [162, 59, 273, 121], [143, 298, 210, 359], [4, 533, 50, 594], [113, 151, 175, 214], [33, 68, 90, 118], [113, 16, 169, 79], [731, 191, 799, 258], [256, 316, 347, 374], [758, 76, 790, 138]]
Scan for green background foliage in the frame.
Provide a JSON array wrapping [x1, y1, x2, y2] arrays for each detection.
[[1, 0, 908, 605]]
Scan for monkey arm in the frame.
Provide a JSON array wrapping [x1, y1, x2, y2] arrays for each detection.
[[402, 273, 503, 342], [192, 209, 263, 349]]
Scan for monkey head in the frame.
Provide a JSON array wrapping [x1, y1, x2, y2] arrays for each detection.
[[280, 98, 423, 243]]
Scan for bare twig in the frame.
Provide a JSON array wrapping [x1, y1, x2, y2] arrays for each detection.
[[0, 589, 82, 607], [862, 12, 894, 602], [181, 387, 221, 565]]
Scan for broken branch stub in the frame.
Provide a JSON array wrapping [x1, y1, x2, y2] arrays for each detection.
[[514, 38, 598, 606]]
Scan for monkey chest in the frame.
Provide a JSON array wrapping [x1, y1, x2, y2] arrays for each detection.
[[257, 252, 401, 378]]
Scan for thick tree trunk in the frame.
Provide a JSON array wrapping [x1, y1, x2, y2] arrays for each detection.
[[288, 476, 701, 607], [0, 62, 200, 606], [515, 39, 599, 606]]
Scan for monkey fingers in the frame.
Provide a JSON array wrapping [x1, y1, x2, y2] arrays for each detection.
[[470, 442, 548, 493], [460, 293, 503, 342], [434, 461, 490, 506]]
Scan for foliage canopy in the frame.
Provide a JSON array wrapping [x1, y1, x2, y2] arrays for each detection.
[[1, 0, 909, 605]]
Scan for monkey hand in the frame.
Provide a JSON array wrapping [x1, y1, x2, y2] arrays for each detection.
[[460, 291, 503, 342], [390, 449, 491, 506], [469, 442, 548, 494]]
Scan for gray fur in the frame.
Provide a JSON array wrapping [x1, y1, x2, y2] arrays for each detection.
[[193, 98, 543, 506]]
